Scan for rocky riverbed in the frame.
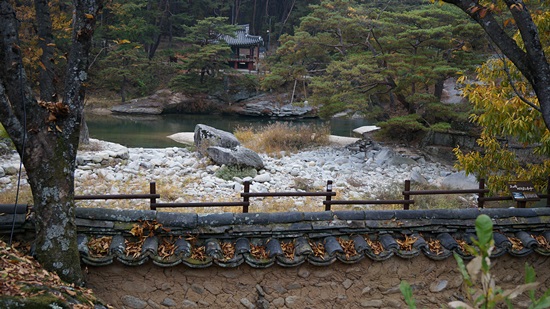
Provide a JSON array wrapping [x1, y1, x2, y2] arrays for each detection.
[[0, 138, 478, 212]]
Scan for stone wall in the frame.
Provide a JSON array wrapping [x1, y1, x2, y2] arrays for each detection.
[[85, 254, 550, 309]]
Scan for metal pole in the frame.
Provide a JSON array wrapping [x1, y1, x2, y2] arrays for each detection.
[[325, 180, 333, 211], [150, 182, 157, 210], [243, 181, 250, 213]]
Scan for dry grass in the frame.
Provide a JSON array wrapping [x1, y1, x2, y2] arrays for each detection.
[[365, 182, 476, 210], [234, 122, 330, 155], [251, 196, 325, 213], [0, 185, 33, 205]]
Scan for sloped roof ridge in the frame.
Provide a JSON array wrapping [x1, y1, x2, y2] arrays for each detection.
[[75, 207, 550, 228]]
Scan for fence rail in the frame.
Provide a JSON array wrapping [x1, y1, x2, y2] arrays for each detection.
[[67, 177, 550, 213]]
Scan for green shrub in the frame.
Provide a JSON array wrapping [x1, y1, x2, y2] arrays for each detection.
[[215, 165, 258, 181], [429, 122, 452, 132], [376, 114, 427, 143], [169, 73, 224, 94], [421, 102, 473, 132]]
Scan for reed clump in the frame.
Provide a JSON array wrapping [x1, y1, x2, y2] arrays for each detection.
[[234, 122, 330, 155]]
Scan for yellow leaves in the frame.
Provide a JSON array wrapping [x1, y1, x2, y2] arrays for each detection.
[[337, 238, 357, 259], [250, 244, 268, 260], [428, 239, 443, 255], [364, 236, 383, 255], [191, 245, 206, 261], [88, 236, 112, 257], [510, 3, 523, 11], [504, 18, 516, 27], [158, 237, 177, 259], [309, 241, 326, 258], [0, 240, 98, 307], [221, 242, 235, 260], [281, 241, 295, 259], [115, 39, 131, 45], [397, 235, 418, 251], [84, 13, 94, 19], [507, 237, 523, 251], [533, 235, 550, 250]]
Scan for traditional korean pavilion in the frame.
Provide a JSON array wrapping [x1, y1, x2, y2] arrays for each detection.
[[221, 24, 263, 70]]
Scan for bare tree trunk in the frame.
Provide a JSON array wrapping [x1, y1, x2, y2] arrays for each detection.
[[35, 0, 57, 101], [434, 78, 445, 101], [0, 0, 102, 285]]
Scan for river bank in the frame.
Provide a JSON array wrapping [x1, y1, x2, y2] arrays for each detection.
[[0, 137, 477, 212]]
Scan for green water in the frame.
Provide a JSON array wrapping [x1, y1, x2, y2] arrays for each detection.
[[86, 113, 372, 148]]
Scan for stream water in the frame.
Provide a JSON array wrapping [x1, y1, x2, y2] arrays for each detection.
[[86, 113, 373, 148]]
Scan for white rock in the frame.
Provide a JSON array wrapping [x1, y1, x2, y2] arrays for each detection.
[[254, 174, 271, 183]]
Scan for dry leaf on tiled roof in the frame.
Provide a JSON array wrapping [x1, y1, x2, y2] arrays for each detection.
[[396, 235, 417, 251], [456, 239, 470, 254], [251, 244, 269, 260], [88, 236, 112, 257], [221, 242, 235, 260], [508, 237, 523, 251], [337, 238, 357, 259], [129, 224, 144, 238], [191, 246, 206, 261], [125, 239, 144, 258], [533, 235, 550, 250], [158, 237, 177, 259], [281, 241, 295, 259], [185, 233, 199, 246], [364, 236, 383, 255], [309, 241, 325, 259], [427, 239, 443, 255]]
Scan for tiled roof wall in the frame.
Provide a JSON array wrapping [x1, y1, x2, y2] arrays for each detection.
[[70, 207, 550, 268]]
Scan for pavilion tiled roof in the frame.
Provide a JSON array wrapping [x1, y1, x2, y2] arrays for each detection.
[[221, 24, 263, 47], [67, 207, 550, 268]]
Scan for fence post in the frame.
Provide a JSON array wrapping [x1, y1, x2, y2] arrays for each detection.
[[325, 180, 333, 211], [243, 181, 250, 213], [403, 180, 411, 210], [150, 182, 157, 210], [478, 178, 485, 209]]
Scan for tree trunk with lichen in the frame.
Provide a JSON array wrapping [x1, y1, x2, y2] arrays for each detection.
[[0, 0, 102, 285]]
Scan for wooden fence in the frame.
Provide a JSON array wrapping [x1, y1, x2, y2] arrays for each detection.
[[68, 177, 550, 213]]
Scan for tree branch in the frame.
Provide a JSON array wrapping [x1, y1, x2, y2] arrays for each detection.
[[492, 46, 540, 111], [0, 1, 41, 146], [441, 0, 533, 83]]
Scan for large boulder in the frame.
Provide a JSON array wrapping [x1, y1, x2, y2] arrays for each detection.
[[440, 171, 479, 189], [111, 89, 226, 115], [194, 124, 241, 155], [373, 148, 417, 167], [206, 146, 264, 170], [237, 100, 316, 118]]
